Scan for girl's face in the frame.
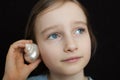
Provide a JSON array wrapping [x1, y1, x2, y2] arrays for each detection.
[[35, 2, 91, 76]]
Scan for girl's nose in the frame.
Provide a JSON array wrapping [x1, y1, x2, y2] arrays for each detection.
[[64, 38, 78, 53]]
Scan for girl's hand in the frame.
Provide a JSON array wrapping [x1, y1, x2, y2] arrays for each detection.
[[3, 40, 41, 80]]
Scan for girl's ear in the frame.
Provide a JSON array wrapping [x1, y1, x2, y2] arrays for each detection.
[[24, 43, 40, 63]]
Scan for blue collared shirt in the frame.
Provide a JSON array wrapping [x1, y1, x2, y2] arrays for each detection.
[[27, 75, 94, 80]]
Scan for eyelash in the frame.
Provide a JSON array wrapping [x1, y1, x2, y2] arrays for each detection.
[[47, 27, 85, 40], [75, 27, 85, 35], [48, 32, 60, 40]]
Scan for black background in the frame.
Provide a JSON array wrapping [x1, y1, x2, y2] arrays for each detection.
[[0, 0, 119, 80]]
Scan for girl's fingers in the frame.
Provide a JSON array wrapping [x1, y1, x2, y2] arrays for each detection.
[[4, 40, 41, 80], [7, 40, 32, 57], [21, 58, 41, 77], [9, 40, 32, 52], [26, 58, 41, 74], [6, 40, 33, 69]]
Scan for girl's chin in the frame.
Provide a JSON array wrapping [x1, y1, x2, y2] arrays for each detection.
[[54, 68, 84, 76]]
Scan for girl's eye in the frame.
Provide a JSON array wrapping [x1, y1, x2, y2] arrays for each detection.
[[75, 28, 85, 35], [48, 33, 59, 40]]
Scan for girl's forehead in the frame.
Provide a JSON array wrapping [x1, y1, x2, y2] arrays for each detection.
[[35, 1, 87, 30]]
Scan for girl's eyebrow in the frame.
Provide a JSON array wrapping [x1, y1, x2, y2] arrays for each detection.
[[40, 25, 59, 34], [72, 21, 87, 25]]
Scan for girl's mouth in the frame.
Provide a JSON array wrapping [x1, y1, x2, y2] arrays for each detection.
[[61, 56, 83, 63]]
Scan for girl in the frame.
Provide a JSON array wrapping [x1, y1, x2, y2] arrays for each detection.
[[3, 0, 97, 80]]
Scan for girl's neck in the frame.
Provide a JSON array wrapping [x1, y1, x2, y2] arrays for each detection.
[[48, 70, 88, 80]]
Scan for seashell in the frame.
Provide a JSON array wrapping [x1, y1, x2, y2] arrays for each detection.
[[24, 43, 39, 63]]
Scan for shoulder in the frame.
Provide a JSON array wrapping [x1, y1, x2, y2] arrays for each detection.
[[27, 75, 48, 80]]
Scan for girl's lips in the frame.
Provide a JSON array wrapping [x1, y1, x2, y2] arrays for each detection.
[[61, 56, 83, 63]]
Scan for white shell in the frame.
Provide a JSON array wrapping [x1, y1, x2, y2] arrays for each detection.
[[24, 43, 39, 63]]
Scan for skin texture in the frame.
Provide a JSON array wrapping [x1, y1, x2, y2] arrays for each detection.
[[35, 2, 91, 80], [3, 1, 91, 80]]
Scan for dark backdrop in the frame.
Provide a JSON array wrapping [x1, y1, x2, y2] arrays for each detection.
[[0, 0, 119, 80]]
